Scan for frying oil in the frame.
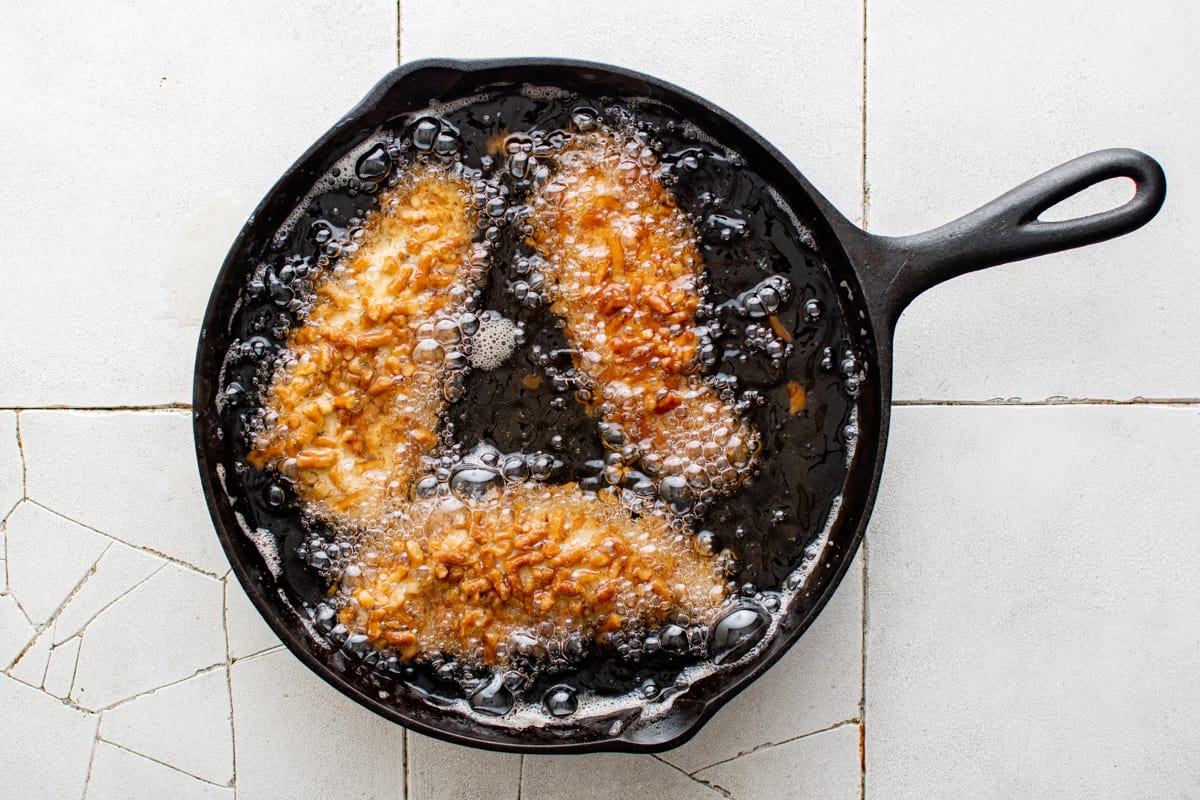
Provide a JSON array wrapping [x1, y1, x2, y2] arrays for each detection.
[[215, 84, 864, 733]]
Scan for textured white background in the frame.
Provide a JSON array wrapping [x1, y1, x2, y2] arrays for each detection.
[[1, 1, 1196, 798]]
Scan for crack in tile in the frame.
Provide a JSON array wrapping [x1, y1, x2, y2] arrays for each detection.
[[26, 500, 224, 580], [52, 563, 168, 647], [68, 634, 83, 700], [687, 718, 862, 776], [97, 736, 233, 789], [4, 539, 111, 672], [97, 662, 227, 712], [230, 644, 284, 664], [652, 755, 733, 799]]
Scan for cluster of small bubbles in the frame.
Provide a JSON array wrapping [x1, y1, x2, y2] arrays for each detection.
[[837, 347, 867, 398], [465, 311, 519, 370], [306, 218, 364, 267], [246, 256, 314, 317], [819, 346, 836, 372], [741, 321, 793, 362], [802, 297, 823, 322], [703, 213, 749, 242], [727, 274, 795, 319], [295, 534, 356, 574]]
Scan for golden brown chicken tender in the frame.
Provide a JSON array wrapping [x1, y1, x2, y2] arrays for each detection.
[[248, 163, 483, 517], [338, 482, 725, 663], [530, 128, 760, 500]]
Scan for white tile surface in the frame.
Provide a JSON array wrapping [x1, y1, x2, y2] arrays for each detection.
[[695, 723, 862, 799], [4, 500, 109, 624], [101, 667, 234, 786], [0, 675, 98, 800], [869, 0, 1196, 401], [523, 752, 724, 799], [0, 1, 398, 407], [865, 405, 1200, 799], [21, 411, 228, 575], [224, 575, 281, 661], [72, 564, 226, 710], [401, 0, 865, 220], [407, 732, 521, 800], [230, 648, 406, 799], [1, 2, 1197, 799], [0, 412, 22, 518], [662, 554, 862, 774], [85, 742, 233, 800]]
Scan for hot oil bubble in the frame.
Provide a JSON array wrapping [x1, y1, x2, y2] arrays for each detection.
[[468, 673, 514, 716], [710, 605, 770, 665], [449, 466, 502, 500], [410, 117, 441, 151], [355, 144, 390, 181], [544, 684, 578, 717]]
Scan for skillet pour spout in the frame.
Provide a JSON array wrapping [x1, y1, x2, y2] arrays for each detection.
[[193, 58, 1166, 754]]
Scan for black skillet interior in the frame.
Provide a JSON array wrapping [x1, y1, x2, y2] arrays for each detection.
[[194, 58, 1164, 752]]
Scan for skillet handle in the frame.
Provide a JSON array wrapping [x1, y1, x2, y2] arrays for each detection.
[[866, 148, 1166, 327]]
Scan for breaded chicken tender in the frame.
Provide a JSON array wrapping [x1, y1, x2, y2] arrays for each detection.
[[530, 129, 760, 499], [248, 163, 483, 516], [338, 482, 725, 664]]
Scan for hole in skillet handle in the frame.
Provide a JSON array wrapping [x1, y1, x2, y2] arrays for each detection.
[[859, 148, 1167, 327]]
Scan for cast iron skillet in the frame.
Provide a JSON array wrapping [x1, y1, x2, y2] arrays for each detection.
[[193, 58, 1166, 753]]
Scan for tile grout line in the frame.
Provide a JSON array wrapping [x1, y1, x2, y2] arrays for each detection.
[[516, 754, 524, 800], [15, 410, 27, 502], [0, 404, 192, 412], [222, 578, 240, 795], [81, 714, 102, 800], [892, 397, 1200, 407], [396, 0, 403, 66], [860, 0, 869, 229], [403, 729, 410, 800], [860, 537, 869, 800], [860, 2, 869, 796], [4, 398, 1199, 413]]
